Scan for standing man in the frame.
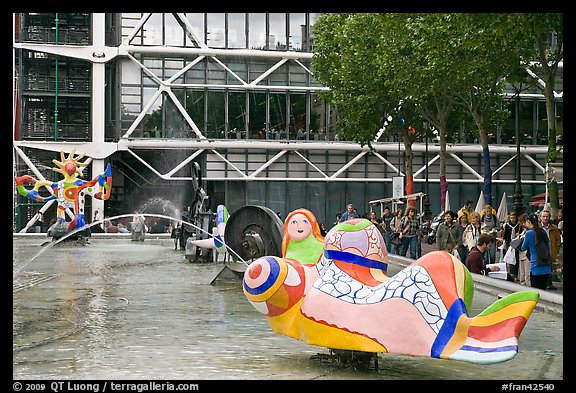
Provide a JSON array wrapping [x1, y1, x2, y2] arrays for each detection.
[[501, 211, 521, 280], [540, 209, 562, 290], [33, 211, 44, 233], [130, 212, 146, 241], [390, 208, 404, 255], [339, 203, 360, 223]]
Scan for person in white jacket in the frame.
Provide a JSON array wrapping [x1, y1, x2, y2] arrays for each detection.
[[463, 211, 482, 253]]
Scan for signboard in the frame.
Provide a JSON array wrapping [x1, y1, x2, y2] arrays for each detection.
[[392, 176, 404, 198]]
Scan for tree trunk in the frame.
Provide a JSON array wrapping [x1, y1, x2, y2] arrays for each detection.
[[472, 111, 493, 206], [544, 71, 559, 218]]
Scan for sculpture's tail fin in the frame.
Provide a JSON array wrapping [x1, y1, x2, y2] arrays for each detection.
[[440, 291, 539, 364]]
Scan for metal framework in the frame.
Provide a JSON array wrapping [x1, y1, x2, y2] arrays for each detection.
[[13, 13, 561, 218]]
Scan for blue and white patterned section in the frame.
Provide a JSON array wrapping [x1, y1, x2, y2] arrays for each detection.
[[313, 262, 448, 334], [315, 254, 331, 277]]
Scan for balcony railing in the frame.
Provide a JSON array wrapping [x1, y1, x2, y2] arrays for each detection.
[[21, 26, 91, 45], [19, 122, 91, 141]]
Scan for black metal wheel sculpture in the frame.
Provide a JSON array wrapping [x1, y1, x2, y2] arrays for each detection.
[[224, 205, 284, 262]]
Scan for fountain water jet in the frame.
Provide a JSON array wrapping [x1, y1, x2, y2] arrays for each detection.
[[13, 213, 249, 281]]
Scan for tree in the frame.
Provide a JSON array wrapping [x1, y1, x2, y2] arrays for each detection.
[[312, 13, 544, 214], [518, 14, 563, 218], [312, 14, 399, 146], [448, 13, 530, 206], [312, 14, 426, 201], [380, 13, 460, 211]]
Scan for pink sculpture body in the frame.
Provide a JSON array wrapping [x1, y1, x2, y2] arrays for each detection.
[[243, 215, 540, 364]]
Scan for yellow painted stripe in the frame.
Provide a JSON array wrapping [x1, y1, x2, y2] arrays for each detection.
[[369, 268, 389, 283], [470, 300, 537, 327], [267, 285, 289, 308], [243, 258, 288, 303], [451, 256, 466, 299], [440, 314, 471, 358]]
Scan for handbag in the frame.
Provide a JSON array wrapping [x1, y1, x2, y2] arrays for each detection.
[[535, 238, 551, 266], [390, 232, 401, 246], [509, 236, 522, 250], [503, 246, 516, 265], [452, 248, 461, 260]]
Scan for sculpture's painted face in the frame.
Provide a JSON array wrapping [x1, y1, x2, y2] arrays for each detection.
[[64, 162, 77, 176], [287, 213, 312, 241]]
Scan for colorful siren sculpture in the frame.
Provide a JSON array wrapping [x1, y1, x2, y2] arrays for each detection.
[[186, 204, 229, 254], [15, 149, 112, 233], [243, 215, 540, 364]]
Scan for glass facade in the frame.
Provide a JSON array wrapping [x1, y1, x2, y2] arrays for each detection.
[[13, 13, 562, 231]]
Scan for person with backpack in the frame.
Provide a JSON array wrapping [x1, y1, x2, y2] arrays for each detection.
[[520, 213, 552, 290]]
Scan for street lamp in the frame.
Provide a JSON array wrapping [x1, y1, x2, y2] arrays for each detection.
[[512, 94, 525, 217], [422, 121, 433, 243]]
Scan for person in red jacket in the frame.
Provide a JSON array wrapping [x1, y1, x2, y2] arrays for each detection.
[[466, 233, 500, 275]]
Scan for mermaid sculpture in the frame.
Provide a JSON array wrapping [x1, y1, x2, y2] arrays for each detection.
[[15, 148, 112, 237], [243, 215, 540, 364], [281, 208, 325, 265], [186, 204, 229, 256]]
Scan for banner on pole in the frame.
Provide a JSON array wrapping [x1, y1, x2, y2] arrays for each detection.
[[392, 176, 404, 198]]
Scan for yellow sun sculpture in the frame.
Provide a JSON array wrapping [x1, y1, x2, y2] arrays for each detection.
[[15, 149, 113, 232], [52, 149, 89, 182]]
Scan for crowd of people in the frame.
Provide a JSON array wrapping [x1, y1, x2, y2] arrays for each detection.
[[33, 195, 563, 293], [333, 199, 563, 292]]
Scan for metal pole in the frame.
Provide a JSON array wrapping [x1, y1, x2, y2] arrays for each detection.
[[397, 131, 401, 176]]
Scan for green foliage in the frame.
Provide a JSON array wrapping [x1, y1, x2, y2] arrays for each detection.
[[313, 14, 401, 146], [312, 13, 531, 147]]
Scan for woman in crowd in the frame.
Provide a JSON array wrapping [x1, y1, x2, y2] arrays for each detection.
[[520, 213, 552, 290], [516, 213, 531, 286], [480, 204, 498, 264], [456, 212, 469, 263], [398, 206, 421, 259], [370, 211, 385, 236], [436, 210, 459, 255], [463, 211, 482, 255]]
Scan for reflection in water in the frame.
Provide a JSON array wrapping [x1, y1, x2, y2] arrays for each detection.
[[14, 213, 249, 278], [13, 237, 563, 380]]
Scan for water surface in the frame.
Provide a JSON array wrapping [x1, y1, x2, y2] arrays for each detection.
[[13, 237, 563, 380]]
